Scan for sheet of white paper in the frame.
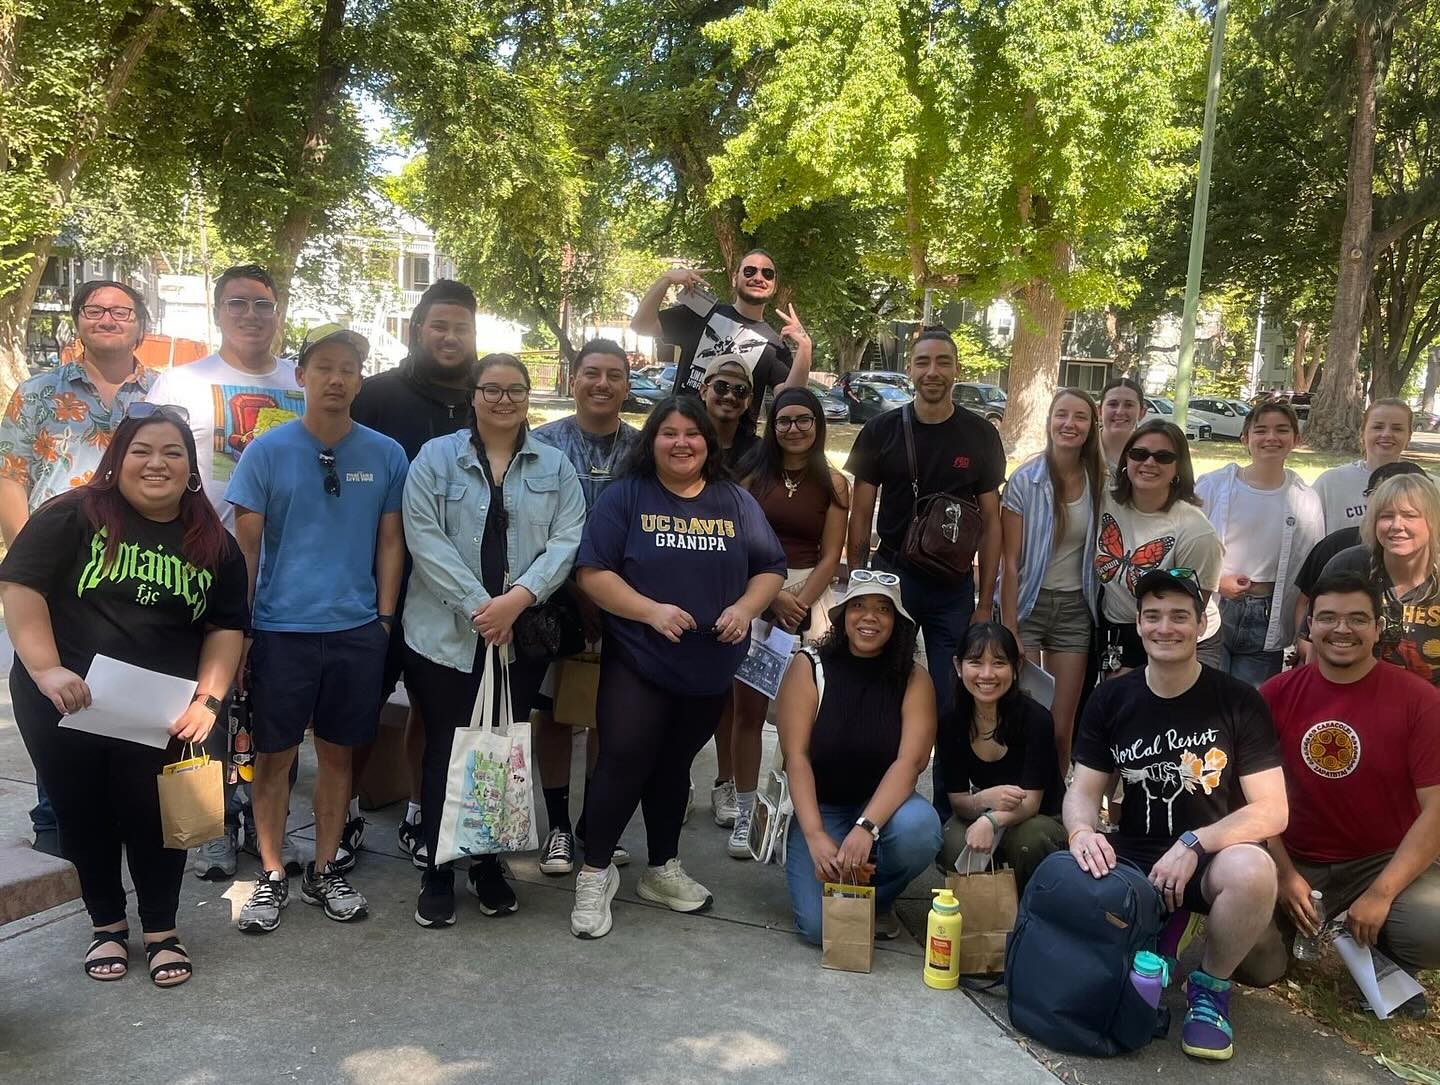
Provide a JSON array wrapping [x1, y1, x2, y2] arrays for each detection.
[[678, 284, 718, 318], [1019, 663, 1055, 709], [60, 654, 195, 749], [735, 620, 799, 700], [1332, 920, 1425, 1019], [953, 833, 1006, 875]]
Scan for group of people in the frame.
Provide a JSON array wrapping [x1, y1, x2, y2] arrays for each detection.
[[3, 253, 1436, 1071]]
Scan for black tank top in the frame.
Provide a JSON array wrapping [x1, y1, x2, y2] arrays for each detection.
[[804, 650, 906, 805]]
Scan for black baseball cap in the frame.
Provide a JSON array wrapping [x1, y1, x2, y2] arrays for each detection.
[[1365, 459, 1424, 495], [1133, 567, 1204, 611]]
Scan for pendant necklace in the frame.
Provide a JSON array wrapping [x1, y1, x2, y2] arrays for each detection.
[[782, 468, 804, 498]]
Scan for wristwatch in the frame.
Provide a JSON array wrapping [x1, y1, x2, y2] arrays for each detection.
[[855, 816, 880, 842], [192, 693, 223, 716], [1179, 830, 1206, 859]]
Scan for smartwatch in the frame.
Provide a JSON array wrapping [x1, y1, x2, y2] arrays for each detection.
[[855, 816, 880, 842], [192, 693, 223, 716], [1179, 830, 1206, 859]]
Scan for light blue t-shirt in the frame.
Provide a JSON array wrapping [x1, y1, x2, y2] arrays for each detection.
[[226, 419, 409, 633]]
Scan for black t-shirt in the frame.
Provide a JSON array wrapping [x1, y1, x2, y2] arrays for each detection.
[[805, 650, 907, 805], [721, 428, 761, 476], [937, 696, 1062, 817], [844, 404, 1006, 556], [1294, 526, 1361, 597], [1072, 666, 1281, 868], [1322, 544, 1440, 685], [660, 302, 793, 428], [0, 496, 250, 681]]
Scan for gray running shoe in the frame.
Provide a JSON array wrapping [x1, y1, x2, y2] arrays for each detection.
[[193, 824, 238, 879], [237, 870, 289, 933], [301, 861, 369, 922]]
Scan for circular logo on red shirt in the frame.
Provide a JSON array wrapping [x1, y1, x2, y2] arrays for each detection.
[[1300, 720, 1361, 779]]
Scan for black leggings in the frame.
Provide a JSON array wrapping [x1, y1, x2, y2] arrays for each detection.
[[581, 651, 728, 869], [404, 644, 548, 873], [11, 667, 186, 932]]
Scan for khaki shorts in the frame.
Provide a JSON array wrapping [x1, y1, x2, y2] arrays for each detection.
[[1018, 588, 1092, 654]]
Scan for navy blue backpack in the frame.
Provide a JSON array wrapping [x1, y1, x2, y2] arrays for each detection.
[[1004, 850, 1168, 1056]]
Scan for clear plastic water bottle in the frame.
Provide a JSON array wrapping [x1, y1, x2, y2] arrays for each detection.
[[1292, 890, 1325, 961]]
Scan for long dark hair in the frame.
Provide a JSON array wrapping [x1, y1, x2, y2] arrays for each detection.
[[739, 387, 847, 508], [623, 396, 728, 482], [76, 414, 229, 570], [950, 622, 1029, 747], [815, 596, 917, 689], [1110, 419, 1200, 510], [1043, 387, 1103, 548]]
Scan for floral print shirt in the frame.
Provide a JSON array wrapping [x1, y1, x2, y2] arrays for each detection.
[[0, 360, 157, 510]]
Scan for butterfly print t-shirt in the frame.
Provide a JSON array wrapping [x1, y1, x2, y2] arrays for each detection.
[[1073, 666, 1281, 870], [1095, 493, 1223, 632]]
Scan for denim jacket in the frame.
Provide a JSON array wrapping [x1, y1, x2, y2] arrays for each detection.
[[402, 428, 587, 671], [1000, 455, 1098, 623]]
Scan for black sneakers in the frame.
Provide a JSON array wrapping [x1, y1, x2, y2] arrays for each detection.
[[415, 867, 456, 928], [467, 857, 518, 916], [333, 817, 366, 873]]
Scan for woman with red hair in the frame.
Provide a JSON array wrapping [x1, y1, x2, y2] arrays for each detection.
[[0, 405, 248, 988]]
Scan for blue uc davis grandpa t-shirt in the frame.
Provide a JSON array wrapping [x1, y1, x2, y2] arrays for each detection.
[[226, 419, 409, 632], [576, 476, 786, 696]]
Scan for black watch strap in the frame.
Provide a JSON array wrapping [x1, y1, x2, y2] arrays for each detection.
[[193, 693, 223, 715]]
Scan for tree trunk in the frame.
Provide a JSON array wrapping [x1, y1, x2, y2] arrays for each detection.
[[1002, 263, 1068, 459], [1307, 23, 1379, 452], [1422, 345, 1439, 413], [1291, 321, 1311, 391], [831, 334, 869, 374]]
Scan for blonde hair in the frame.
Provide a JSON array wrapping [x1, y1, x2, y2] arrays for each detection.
[[1361, 473, 1440, 577]]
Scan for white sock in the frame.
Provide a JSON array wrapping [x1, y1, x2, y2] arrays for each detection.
[[735, 791, 756, 819], [348, 797, 361, 820], [405, 801, 422, 825]]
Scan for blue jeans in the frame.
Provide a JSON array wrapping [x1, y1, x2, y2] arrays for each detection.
[[1219, 594, 1283, 688], [785, 794, 943, 945], [31, 778, 56, 833]]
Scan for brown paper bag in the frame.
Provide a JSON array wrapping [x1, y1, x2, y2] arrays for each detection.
[[821, 882, 875, 973], [946, 868, 1019, 975], [553, 652, 601, 729], [157, 749, 224, 850]]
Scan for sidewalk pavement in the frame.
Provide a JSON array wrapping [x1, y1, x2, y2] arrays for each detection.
[[0, 642, 1394, 1084]]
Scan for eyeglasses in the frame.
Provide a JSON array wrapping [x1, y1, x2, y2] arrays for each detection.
[[319, 449, 340, 497], [1126, 446, 1179, 465], [220, 297, 279, 318], [476, 384, 530, 404], [125, 402, 191, 424], [706, 379, 752, 401], [849, 569, 901, 586], [79, 304, 136, 322], [774, 415, 815, 432], [1311, 612, 1377, 630], [741, 265, 776, 282]]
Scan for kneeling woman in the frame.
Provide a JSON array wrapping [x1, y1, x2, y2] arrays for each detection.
[[937, 623, 1066, 892], [0, 406, 248, 986], [777, 573, 942, 943]]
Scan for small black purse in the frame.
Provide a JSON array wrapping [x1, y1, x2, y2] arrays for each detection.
[[512, 591, 587, 662]]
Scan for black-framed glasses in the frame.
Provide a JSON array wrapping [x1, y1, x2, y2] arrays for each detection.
[[79, 304, 136, 322], [476, 383, 530, 404], [741, 265, 776, 282], [125, 401, 191, 424], [221, 297, 278, 318], [319, 449, 340, 496], [1126, 446, 1179, 465], [706, 379, 751, 401], [774, 415, 815, 432]]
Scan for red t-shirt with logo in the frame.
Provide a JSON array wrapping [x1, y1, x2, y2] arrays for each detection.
[[1260, 662, 1440, 863]]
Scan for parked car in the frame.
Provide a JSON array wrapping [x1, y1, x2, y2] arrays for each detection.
[[953, 382, 1007, 425], [833, 370, 915, 400], [1415, 409, 1440, 433], [809, 381, 853, 425], [1186, 397, 1250, 439], [837, 379, 913, 423], [624, 371, 667, 413], [1143, 397, 1213, 441]]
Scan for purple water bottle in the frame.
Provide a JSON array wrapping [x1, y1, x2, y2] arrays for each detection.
[[1131, 950, 1167, 1008]]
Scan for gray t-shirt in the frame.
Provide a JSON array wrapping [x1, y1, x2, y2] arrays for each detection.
[[531, 415, 642, 512]]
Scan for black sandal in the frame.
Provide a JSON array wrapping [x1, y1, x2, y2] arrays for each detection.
[[84, 928, 129, 981], [145, 936, 192, 989]]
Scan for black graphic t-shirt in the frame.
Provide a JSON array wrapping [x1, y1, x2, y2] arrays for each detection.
[[660, 302, 793, 428], [937, 695, 1063, 817], [1321, 544, 1440, 686], [1072, 666, 1281, 869], [576, 476, 786, 696], [844, 405, 1005, 556], [0, 496, 250, 681]]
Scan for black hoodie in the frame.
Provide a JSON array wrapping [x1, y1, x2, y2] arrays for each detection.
[[351, 354, 474, 461]]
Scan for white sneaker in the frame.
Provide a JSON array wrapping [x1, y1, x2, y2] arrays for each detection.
[[727, 808, 752, 860], [571, 865, 620, 939], [638, 858, 713, 913], [711, 780, 738, 828]]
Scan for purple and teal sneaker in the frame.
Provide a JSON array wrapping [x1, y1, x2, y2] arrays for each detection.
[[1182, 970, 1234, 1061]]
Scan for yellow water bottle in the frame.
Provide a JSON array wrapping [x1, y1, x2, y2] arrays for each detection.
[[924, 887, 963, 989]]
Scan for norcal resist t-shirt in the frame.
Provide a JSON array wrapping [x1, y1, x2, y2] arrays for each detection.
[[1072, 666, 1282, 868], [0, 496, 249, 679], [660, 302, 793, 427], [145, 353, 305, 530], [576, 475, 786, 696], [1261, 662, 1440, 863], [226, 420, 408, 633]]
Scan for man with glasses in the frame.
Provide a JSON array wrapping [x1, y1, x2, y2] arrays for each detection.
[[1065, 568, 1288, 1062], [630, 249, 812, 428], [0, 279, 158, 857], [226, 325, 408, 933], [1232, 572, 1440, 1016], [145, 263, 309, 879]]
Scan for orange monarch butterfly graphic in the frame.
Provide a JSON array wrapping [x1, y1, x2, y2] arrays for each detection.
[[1093, 512, 1176, 594]]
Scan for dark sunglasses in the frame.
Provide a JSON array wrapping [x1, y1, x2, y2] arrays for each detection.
[[741, 265, 776, 282], [707, 379, 752, 401], [319, 449, 340, 497], [125, 402, 191, 425], [1126, 446, 1179, 465], [1165, 566, 1199, 585]]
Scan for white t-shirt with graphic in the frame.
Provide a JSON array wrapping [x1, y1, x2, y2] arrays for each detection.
[[145, 353, 306, 529], [1310, 459, 1370, 534]]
